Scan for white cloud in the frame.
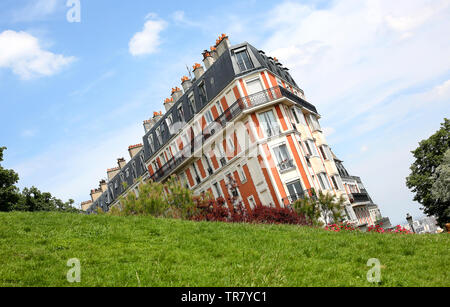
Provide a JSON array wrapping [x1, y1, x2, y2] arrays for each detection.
[[14, 122, 144, 206], [129, 15, 167, 56], [0, 30, 75, 79], [11, 0, 60, 22]]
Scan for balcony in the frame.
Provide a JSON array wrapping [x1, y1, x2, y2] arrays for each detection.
[[277, 159, 295, 172], [149, 86, 318, 182], [350, 192, 371, 203]]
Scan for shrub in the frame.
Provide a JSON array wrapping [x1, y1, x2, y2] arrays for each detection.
[[191, 198, 310, 226]]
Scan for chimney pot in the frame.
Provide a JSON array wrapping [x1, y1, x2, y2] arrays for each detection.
[[202, 50, 215, 70], [171, 87, 183, 102], [181, 76, 193, 92], [128, 144, 143, 159], [117, 157, 126, 169], [215, 34, 230, 57], [193, 63, 205, 80]]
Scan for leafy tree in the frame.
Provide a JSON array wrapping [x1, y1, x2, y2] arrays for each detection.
[[292, 195, 321, 225], [293, 190, 345, 226], [113, 176, 196, 218], [316, 190, 346, 225], [431, 149, 450, 215], [406, 118, 450, 227], [0, 147, 21, 212], [0, 146, 78, 213]]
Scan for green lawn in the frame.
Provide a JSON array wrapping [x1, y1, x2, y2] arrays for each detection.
[[0, 212, 448, 287]]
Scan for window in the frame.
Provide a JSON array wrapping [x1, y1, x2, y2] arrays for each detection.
[[159, 153, 166, 165], [258, 110, 280, 137], [131, 161, 137, 178], [317, 173, 331, 190], [125, 168, 130, 178], [218, 144, 227, 166], [235, 49, 254, 72], [140, 154, 146, 172], [216, 101, 224, 115], [205, 109, 214, 125], [304, 139, 318, 157], [331, 175, 343, 190], [166, 114, 173, 128], [286, 180, 305, 202], [320, 145, 332, 160], [237, 164, 247, 182], [213, 182, 222, 198], [198, 82, 207, 104], [246, 78, 263, 95], [188, 93, 196, 114], [192, 163, 201, 184], [248, 196, 256, 209], [308, 114, 321, 131], [273, 144, 294, 171], [226, 136, 235, 153], [203, 154, 213, 175], [291, 107, 306, 126], [148, 134, 155, 152], [155, 127, 162, 144], [178, 105, 184, 122]]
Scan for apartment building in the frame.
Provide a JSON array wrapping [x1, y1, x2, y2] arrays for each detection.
[[84, 34, 373, 224], [333, 153, 389, 227]]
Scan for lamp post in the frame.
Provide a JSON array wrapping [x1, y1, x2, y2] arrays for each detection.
[[406, 213, 415, 233]]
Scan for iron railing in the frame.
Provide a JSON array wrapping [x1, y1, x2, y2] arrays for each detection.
[[350, 192, 371, 203], [278, 159, 295, 172], [150, 86, 317, 182]]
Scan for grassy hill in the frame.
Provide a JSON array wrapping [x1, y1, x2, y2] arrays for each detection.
[[0, 212, 448, 287]]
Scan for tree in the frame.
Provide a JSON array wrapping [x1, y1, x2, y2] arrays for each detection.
[[0, 146, 78, 213], [0, 147, 21, 212], [431, 149, 450, 215], [293, 190, 345, 226], [292, 195, 321, 225], [406, 118, 450, 227], [316, 190, 346, 225]]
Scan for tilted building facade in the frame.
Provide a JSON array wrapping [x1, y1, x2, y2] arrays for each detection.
[[84, 35, 385, 226]]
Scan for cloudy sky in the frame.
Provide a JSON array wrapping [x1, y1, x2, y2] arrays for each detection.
[[0, 0, 449, 224]]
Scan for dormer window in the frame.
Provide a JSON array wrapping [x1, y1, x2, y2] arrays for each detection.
[[198, 82, 207, 104], [234, 48, 254, 72], [205, 109, 214, 125], [156, 127, 162, 144], [178, 105, 184, 122], [188, 93, 196, 114], [148, 134, 155, 152]]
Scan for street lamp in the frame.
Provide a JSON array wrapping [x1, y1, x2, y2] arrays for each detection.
[[406, 213, 415, 233]]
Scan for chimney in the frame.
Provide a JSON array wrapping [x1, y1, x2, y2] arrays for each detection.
[[202, 50, 215, 70], [164, 97, 174, 112], [181, 76, 192, 92], [107, 167, 120, 180], [81, 200, 93, 211], [90, 188, 102, 202], [171, 87, 183, 102], [193, 63, 204, 80], [128, 144, 143, 159], [153, 111, 163, 123], [99, 180, 107, 193], [215, 34, 230, 57], [117, 157, 126, 169], [143, 119, 154, 133], [210, 46, 219, 60]]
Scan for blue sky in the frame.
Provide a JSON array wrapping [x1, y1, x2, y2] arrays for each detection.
[[0, 0, 449, 225]]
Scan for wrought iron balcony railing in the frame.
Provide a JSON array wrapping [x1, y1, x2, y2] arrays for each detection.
[[150, 86, 318, 182], [277, 159, 295, 172], [350, 192, 371, 203]]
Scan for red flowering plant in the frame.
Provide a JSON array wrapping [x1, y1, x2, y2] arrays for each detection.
[[324, 222, 358, 232], [368, 223, 412, 234]]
